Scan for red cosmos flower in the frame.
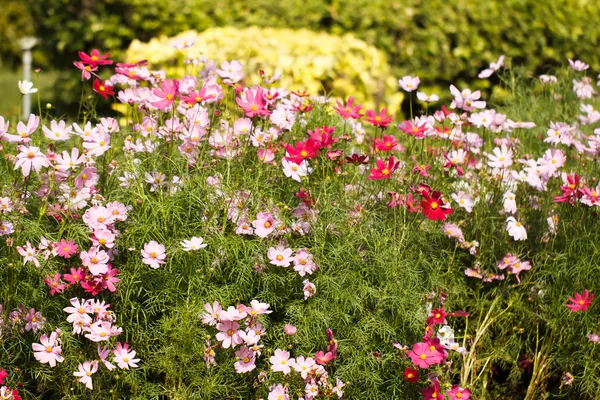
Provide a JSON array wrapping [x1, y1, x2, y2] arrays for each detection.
[[374, 134, 398, 152], [427, 308, 447, 325], [345, 153, 370, 164], [0, 369, 7, 384], [333, 96, 364, 120], [296, 188, 317, 207], [293, 102, 313, 113], [292, 89, 310, 97], [78, 49, 113, 66], [422, 379, 445, 400], [92, 79, 115, 99], [284, 139, 322, 164], [398, 120, 428, 138], [421, 191, 453, 221], [308, 126, 337, 148], [368, 157, 399, 180], [442, 152, 465, 176], [404, 366, 420, 383], [567, 289, 594, 312], [555, 173, 582, 204], [365, 108, 393, 128]]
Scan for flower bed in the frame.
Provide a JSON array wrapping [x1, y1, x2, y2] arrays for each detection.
[[1, 46, 600, 399]]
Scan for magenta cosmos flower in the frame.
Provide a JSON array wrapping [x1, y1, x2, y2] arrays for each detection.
[[151, 79, 179, 110], [567, 289, 594, 312], [141, 241, 166, 269], [332, 96, 363, 120], [407, 342, 439, 368]]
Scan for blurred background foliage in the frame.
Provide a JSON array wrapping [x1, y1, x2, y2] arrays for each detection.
[[1, 0, 598, 115]]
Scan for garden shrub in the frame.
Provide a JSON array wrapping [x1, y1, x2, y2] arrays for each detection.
[[126, 27, 404, 114]]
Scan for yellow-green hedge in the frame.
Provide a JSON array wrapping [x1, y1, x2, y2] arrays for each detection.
[[127, 27, 404, 114]]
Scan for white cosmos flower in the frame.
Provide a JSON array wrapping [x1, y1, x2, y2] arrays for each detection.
[[18, 80, 38, 95]]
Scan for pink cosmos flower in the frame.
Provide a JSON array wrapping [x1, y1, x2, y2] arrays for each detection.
[[24, 308, 46, 332], [17, 241, 40, 268], [42, 120, 72, 141], [32, 331, 64, 367], [567, 289, 594, 312], [449, 84, 486, 110], [252, 212, 275, 238], [201, 301, 222, 326], [478, 55, 505, 79], [73, 61, 97, 80], [44, 274, 67, 296], [246, 300, 272, 317], [294, 355, 316, 379], [284, 324, 297, 335], [215, 320, 242, 349], [293, 249, 318, 276], [14, 146, 50, 177], [568, 59, 589, 71], [81, 247, 110, 275], [267, 245, 294, 267], [446, 386, 471, 400], [332, 96, 363, 120], [234, 346, 256, 373], [407, 342, 439, 368], [141, 241, 166, 269], [270, 349, 296, 375], [2, 114, 39, 143], [113, 342, 140, 369], [398, 76, 420, 92], [486, 145, 513, 168], [85, 320, 122, 342], [236, 87, 271, 117], [303, 279, 316, 299], [315, 350, 334, 365], [73, 361, 98, 390], [268, 384, 289, 400], [97, 345, 116, 371], [151, 79, 179, 110], [57, 239, 79, 258]]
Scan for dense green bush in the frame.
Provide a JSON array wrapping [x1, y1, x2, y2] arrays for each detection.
[[11, 0, 600, 81], [3, 0, 597, 116]]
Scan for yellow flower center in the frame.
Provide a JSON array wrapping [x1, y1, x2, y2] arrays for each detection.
[[430, 202, 439, 210], [45, 346, 53, 353], [419, 353, 427, 360], [382, 168, 390, 175]]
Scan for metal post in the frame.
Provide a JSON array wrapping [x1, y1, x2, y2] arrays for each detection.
[[19, 37, 38, 121]]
